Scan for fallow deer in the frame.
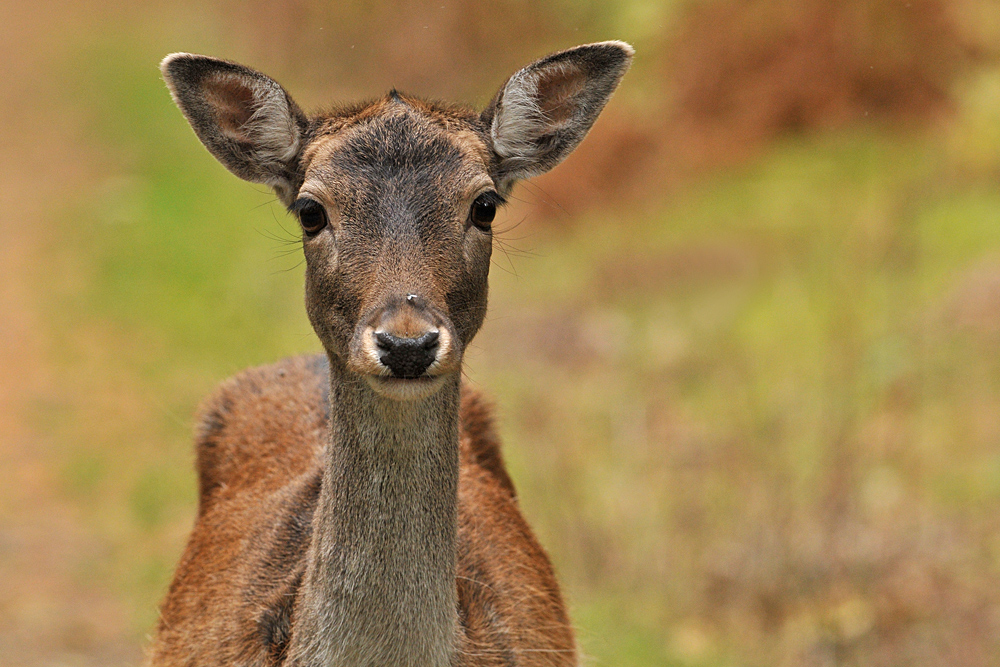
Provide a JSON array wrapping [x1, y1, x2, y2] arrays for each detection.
[[150, 42, 632, 667]]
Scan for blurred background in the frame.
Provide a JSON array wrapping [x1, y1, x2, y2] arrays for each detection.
[[2, 0, 1000, 665]]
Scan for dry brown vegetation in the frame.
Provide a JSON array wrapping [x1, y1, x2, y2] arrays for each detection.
[[671, 0, 975, 147], [536, 0, 990, 217]]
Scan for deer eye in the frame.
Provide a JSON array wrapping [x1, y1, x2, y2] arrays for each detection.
[[470, 193, 498, 230], [293, 198, 328, 236]]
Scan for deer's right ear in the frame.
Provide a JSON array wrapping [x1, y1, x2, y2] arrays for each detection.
[[160, 53, 308, 200]]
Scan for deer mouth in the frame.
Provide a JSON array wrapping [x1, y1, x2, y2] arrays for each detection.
[[365, 373, 448, 401]]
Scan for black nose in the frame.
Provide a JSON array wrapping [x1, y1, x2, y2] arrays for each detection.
[[375, 330, 440, 378]]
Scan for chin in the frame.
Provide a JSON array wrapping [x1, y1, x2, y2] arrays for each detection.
[[364, 374, 449, 402]]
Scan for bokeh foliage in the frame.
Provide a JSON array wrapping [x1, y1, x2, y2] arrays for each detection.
[[5, 0, 1000, 665]]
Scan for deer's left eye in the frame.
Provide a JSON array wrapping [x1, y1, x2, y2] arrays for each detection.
[[470, 193, 498, 230], [293, 199, 328, 236]]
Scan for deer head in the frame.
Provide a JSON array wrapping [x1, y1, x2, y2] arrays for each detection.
[[161, 43, 632, 402]]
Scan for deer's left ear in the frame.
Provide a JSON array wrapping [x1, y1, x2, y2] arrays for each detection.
[[483, 41, 633, 187], [160, 53, 308, 203]]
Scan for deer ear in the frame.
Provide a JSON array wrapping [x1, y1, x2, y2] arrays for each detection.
[[160, 53, 308, 200], [483, 41, 633, 187]]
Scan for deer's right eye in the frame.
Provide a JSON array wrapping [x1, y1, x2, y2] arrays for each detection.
[[293, 199, 329, 235]]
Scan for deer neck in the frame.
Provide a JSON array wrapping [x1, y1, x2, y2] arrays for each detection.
[[288, 354, 460, 667]]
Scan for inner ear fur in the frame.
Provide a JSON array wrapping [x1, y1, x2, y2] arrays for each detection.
[[483, 41, 634, 187], [160, 53, 308, 201]]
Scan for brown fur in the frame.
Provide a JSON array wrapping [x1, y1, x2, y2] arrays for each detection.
[[150, 355, 572, 666]]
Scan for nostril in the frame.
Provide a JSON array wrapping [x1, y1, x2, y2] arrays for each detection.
[[418, 330, 440, 350], [375, 331, 395, 351]]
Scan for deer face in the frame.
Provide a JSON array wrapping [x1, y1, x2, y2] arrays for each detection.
[[296, 102, 494, 399], [161, 42, 632, 401]]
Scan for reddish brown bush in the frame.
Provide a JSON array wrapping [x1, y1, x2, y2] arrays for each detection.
[[533, 0, 984, 221], [670, 0, 975, 151]]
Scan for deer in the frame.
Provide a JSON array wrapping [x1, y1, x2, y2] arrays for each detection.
[[150, 41, 632, 667]]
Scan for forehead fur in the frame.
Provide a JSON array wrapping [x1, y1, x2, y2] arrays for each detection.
[[300, 94, 492, 185], [313, 92, 483, 136]]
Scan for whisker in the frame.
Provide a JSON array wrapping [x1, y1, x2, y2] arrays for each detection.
[[248, 194, 280, 212], [516, 179, 568, 216], [271, 257, 306, 275]]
